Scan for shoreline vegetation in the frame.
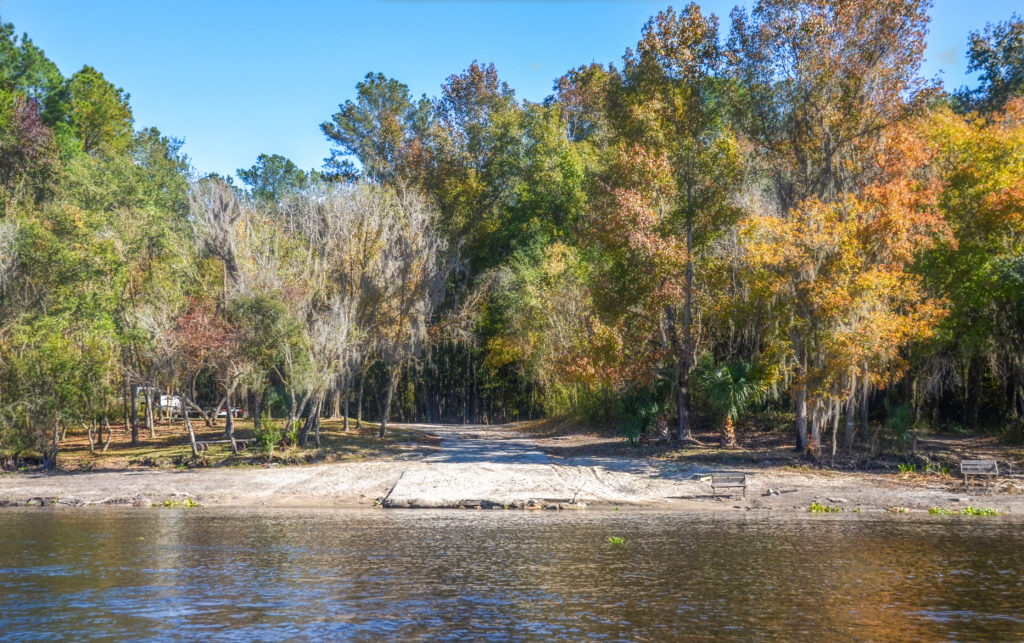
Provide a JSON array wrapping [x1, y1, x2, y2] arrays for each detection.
[[4, 1, 1024, 495]]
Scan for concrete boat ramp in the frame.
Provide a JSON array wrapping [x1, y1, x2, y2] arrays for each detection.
[[380, 424, 692, 509]]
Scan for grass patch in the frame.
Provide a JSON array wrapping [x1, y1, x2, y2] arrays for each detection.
[[607, 536, 625, 546], [22, 417, 440, 473]]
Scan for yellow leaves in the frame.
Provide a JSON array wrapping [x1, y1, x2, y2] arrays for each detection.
[[930, 98, 1024, 242], [63, 205, 86, 229], [733, 138, 950, 403]]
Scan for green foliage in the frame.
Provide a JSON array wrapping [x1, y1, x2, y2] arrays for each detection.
[[617, 383, 671, 446], [607, 536, 625, 546], [695, 358, 768, 425], [4, 5, 1024, 459], [961, 505, 1003, 516], [957, 14, 1024, 113], [320, 72, 431, 183], [237, 153, 311, 203], [254, 410, 281, 455], [286, 419, 302, 447], [66, 65, 133, 154], [930, 506, 1003, 516], [162, 497, 199, 508], [809, 502, 842, 513], [884, 401, 918, 453]]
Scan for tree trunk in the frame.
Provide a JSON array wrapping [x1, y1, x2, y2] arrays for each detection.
[[464, 348, 470, 423], [144, 387, 155, 439], [130, 385, 139, 445], [224, 389, 235, 440], [680, 218, 695, 440], [665, 305, 688, 442], [356, 368, 366, 429], [42, 420, 60, 471], [299, 392, 323, 447], [287, 386, 298, 427], [469, 351, 478, 423], [122, 381, 130, 440], [860, 374, 870, 442], [184, 399, 212, 428], [290, 391, 313, 444], [343, 373, 352, 432], [720, 415, 737, 447], [795, 384, 808, 453], [313, 394, 324, 446], [379, 367, 400, 438], [102, 417, 113, 453], [252, 390, 262, 431], [844, 399, 856, 455], [830, 399, 840, 466], [810, 402, 823, 463], [330, 378, 341, 419], [183, 411, 199, 458]]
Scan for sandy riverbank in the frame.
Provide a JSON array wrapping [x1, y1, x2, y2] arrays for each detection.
[[2, 423, 1023, 514]]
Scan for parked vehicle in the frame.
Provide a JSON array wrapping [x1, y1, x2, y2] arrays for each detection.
[[159, 394, 183, 417]]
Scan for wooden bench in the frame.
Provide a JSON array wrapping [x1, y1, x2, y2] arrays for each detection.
[[711, 472, 747, 498], [960, 459, 998, 485], [193, 438, 251, 453]]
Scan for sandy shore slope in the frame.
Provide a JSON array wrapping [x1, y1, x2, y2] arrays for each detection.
[[2, 423, 1022, 514]]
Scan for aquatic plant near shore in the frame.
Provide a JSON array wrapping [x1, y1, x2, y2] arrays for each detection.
[[809, 502, 841, 513], [930, 505, 1003, 516], [161, 497, 199, 508]]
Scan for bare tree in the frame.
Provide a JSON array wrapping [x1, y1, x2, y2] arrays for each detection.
[[373, 187, 452, 436], [189, 178, 247, 297]]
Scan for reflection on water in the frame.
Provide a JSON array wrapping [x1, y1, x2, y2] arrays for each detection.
[[2, 508, 1023, 640]]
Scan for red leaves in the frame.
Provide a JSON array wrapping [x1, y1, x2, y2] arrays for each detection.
[[170, 298, 239, 369], [0, 95, 58, 191]]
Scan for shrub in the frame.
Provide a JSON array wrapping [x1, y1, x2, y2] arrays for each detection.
[[254, 410, 281, 455]]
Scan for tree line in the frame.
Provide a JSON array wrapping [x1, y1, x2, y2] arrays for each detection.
[[2, 1, 1024, 468]]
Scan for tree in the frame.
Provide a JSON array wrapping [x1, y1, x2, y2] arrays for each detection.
[[363, 187, 450, 437], [728, 0, 936, 452], [737, 115, 949, 459], [66, 65, 132, 155], [587, 5, 740, 442], [237, 153, 311, 203], [0, 95, 59, 206], [320, 72, 431, 184], [695, 359, 767, 447], [917, 98, 1024, 431], [957, 14, 1024, 113], [0, 19, 69, 138], [189, 177, 246, 291]]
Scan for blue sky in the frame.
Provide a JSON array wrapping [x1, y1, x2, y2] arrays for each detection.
[[0, 0, 1019, 180]]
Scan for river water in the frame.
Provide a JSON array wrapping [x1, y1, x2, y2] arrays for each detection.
[[1, 508, 1022, 641]]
